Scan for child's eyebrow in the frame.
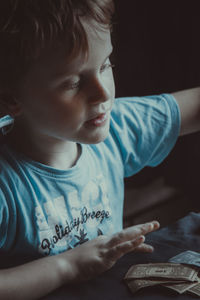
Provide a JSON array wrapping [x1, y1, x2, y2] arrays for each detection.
[[51, 46, 113, 81]]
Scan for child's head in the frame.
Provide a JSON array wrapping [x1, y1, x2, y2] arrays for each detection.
[[0, 0, 115, 144]]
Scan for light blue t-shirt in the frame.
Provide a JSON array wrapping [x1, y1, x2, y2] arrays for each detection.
[[0, 94, 180, 257]]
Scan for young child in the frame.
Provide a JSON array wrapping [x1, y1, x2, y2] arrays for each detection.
[[0, 0, 200, 299]]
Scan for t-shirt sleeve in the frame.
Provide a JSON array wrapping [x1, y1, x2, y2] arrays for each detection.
[[0, 189, 10, 250], [0, 115, 14, 135], [0, 172, 17, 251], [109, 93, 181, 177]]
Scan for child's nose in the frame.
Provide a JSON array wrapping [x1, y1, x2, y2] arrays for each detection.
[[87, 76, 110, 105]]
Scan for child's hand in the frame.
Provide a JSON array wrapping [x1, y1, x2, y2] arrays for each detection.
[[61, 221, 159, 282]]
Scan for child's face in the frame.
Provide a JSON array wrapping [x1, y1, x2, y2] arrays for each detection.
[[17, 22, 115, 145]]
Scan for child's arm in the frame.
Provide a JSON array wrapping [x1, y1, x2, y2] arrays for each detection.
[[172, 87, 200, 135], [0, 221, 159, 300]]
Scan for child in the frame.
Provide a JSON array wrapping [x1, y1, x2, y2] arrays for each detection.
[[0, 0, 200, 299]]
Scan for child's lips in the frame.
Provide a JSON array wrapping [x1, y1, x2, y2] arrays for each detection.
[[85, 113, 108, 127]]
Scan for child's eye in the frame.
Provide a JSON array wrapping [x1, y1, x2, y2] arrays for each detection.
[[68, 81, 80, 90], [100, 63, 115, 73], [59, 80, 80, 91]]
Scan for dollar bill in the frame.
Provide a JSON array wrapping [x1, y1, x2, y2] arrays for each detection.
[[169, 250, 200, 268], [126, 279, 175, 293], [126, 279, 186, 294], [162, 281, 199, 294], [188, 283, 200, 296], [125, 263, 198, 282]]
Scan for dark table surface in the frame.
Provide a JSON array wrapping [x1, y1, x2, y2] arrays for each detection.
[[38, 212, 200, 300]]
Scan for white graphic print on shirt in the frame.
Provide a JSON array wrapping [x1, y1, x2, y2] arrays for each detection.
[[35, 174, 113, 256]]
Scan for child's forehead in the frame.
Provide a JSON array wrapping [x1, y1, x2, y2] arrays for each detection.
[[26, 24, 112, 82]]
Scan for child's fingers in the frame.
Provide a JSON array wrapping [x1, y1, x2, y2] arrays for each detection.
[[134, 243, 154, 253], [106, 235, 145, 260], [107, 221, 159, 248], [131, 221, 160, 237]]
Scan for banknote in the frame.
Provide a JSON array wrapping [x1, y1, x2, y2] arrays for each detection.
[[187, 282, 200, 296], [125, 263, 198, 282], [162, 281, 199, 294], [126, 279, 186, 294], [125, 262, 200, 296], [169, 250, 200, 268]]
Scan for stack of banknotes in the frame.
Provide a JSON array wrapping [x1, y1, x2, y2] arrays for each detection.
[[124, 250, 200, 296]]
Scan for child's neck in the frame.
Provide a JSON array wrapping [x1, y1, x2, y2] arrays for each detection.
[[5, 124, 81, 170]]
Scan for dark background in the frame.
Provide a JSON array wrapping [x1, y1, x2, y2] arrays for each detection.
[[112, 0, 200, 227]]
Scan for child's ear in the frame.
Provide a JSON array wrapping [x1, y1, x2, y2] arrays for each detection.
[[0, 93, 23, 117]]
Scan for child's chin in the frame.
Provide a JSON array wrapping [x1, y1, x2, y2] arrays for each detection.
[[85, 130, 110, 145]]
